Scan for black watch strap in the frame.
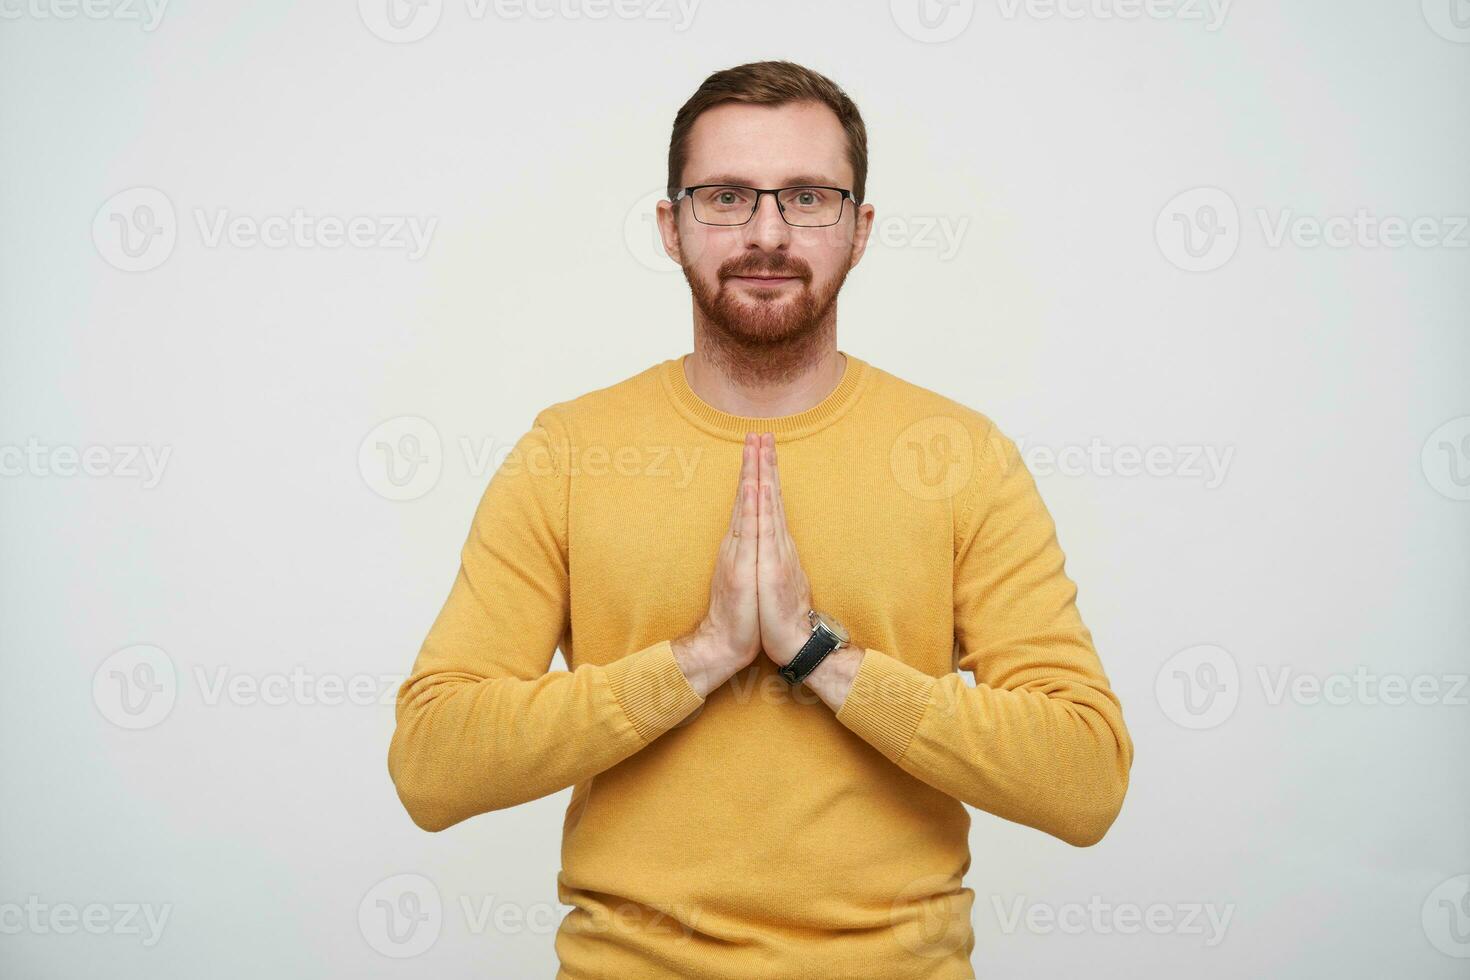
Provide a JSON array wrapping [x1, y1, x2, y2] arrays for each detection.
[[778, 624, 840, 685]]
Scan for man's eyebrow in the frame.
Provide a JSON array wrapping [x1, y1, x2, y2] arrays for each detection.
[[694, 173, 843, 187]]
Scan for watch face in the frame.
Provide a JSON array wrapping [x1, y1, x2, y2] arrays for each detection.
[[812, 610, 848, 644]]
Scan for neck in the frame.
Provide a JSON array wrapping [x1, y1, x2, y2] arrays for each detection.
[[684, 325, 847, 418]]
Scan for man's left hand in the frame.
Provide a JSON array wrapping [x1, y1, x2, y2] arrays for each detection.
[[754, 431, 816, 667]]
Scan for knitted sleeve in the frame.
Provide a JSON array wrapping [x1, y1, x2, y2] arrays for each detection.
[[387, 409, 704, 832], [834, 417, 1133, 846]]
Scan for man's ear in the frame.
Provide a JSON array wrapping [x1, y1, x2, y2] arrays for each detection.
[[656, 199, 683, 265], [847, 202, 876, 270]]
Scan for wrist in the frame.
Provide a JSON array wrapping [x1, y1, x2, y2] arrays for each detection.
[[776, 613, 813, 668], [672, 627, 736, 697], [801, 643, 864, 712]]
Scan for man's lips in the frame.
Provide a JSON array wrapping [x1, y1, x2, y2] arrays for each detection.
[[730, 273, 800, 285]]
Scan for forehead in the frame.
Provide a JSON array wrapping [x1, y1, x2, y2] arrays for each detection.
[[682, 100, 852, 187]]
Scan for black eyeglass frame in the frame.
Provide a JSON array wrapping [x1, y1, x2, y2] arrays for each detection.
[[672, 184, 859, 228]]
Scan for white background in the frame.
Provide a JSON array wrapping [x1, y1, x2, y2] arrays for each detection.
[[1, 1, 1467, 977]]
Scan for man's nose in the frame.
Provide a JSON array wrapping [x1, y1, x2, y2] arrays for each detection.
[[744, 192, 791, 250]]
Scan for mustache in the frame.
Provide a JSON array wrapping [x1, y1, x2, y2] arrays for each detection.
[[722, 260, 809, 280]]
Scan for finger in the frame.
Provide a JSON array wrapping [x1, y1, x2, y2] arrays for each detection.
[[729, 433, 753, 538], [737, 438, 757, 565], [764, 433, 793, 559], [758, 433, 778, 549]]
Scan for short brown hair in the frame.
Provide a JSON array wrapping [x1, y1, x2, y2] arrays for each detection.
[[666, 60, 869, 205]]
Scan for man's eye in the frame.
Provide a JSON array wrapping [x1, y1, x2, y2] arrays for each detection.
[[706, 186, 749, 203]]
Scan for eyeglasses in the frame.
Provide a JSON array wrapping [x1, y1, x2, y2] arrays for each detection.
[[672, 184, 857, 228]]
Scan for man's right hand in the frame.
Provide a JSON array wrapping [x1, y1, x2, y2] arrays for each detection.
[[671, 431, 762, 698]]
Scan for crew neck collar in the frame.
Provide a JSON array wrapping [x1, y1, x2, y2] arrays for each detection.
[[659, 349, 870, 442]]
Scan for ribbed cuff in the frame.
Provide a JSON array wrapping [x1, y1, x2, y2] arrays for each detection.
[[833, 648, 936, 762], [604, 639, 706, 743]]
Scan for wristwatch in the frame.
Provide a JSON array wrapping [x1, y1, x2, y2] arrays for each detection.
[[778, 609, 850, 686]]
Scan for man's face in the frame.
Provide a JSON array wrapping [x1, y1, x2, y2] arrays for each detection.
[[657, 100, 875, 348]]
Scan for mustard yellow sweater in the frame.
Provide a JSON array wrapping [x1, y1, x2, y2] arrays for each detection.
[[388, 350, 1133, 979]]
